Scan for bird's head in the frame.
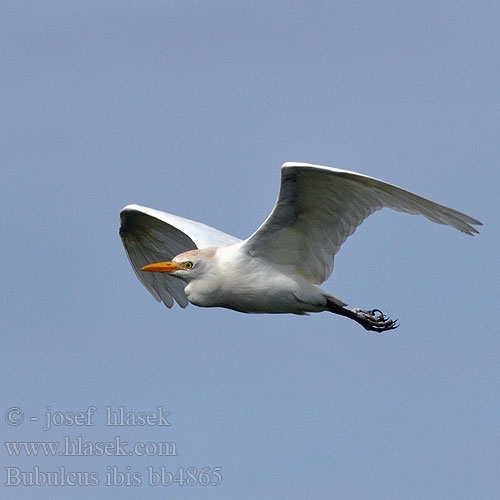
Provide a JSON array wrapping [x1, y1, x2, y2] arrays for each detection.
[[140, 248, 216, 283]]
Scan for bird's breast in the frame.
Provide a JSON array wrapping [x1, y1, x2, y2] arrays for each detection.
[[185, 264, 325, 314]]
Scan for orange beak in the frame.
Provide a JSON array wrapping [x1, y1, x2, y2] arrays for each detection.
[[140, 261, 181, 273]]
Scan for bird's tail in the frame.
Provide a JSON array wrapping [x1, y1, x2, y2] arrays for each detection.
[[325, 294, 348, 309]]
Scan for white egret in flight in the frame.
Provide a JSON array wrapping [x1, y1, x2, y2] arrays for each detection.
[[120, 163, 481, 332]]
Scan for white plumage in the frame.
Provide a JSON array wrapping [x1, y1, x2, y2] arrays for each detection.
[[120, 163, 481, 331]]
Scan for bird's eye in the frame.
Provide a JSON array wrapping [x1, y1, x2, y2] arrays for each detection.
[[184, 261, 193, 269]]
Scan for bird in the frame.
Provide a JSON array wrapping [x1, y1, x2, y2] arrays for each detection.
[[119, 162, 481, 332]]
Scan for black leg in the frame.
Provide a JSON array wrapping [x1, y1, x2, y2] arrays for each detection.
[[326, 300, 398, 332]]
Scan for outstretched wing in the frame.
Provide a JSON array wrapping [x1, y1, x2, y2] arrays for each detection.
[[120, 204, 241, 307], [242, 163, 482, 285]]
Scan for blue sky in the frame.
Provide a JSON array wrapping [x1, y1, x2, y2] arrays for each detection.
[[1, 1, 498, 499]]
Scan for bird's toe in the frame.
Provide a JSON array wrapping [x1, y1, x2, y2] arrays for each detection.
[[352, 308, 399, 333]]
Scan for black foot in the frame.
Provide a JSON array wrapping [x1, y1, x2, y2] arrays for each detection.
[[351, 308, 399, 333]]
